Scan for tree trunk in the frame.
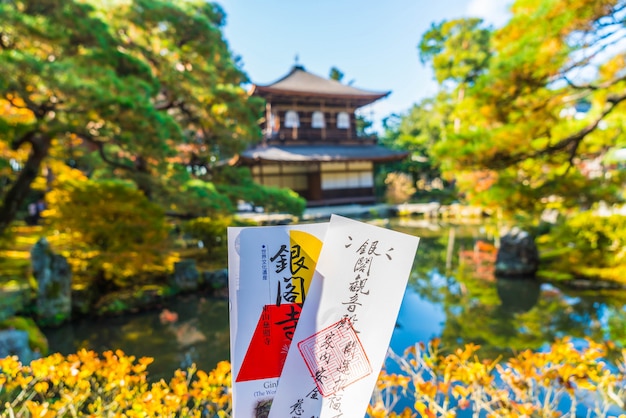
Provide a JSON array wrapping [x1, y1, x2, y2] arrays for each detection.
[[0, 132, 51, 235], [133, 155, 154, 200]]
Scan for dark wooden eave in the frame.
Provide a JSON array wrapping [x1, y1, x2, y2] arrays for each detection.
[[250, 66, 390, 108]]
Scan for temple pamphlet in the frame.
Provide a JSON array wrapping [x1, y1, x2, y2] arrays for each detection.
[[228, 223, 329, 417]]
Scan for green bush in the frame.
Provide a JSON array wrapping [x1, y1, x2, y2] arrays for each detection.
[[178, 179, 234, 215], [257, 185, 306, 216], [43, 180, 172, 290], [181, 216, 231, 253], [540, 209, 626, 283], [215, 167, 306, 217], [384, 172, 416, 204], [181, 216, 257, 263]]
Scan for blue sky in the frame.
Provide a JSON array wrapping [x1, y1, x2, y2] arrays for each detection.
[[217, 0, 512, 131]]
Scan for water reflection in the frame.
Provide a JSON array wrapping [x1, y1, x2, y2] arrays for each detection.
[[496, 277, 541, 314], [44, 294, 230, 381], [393, 220, 626, 361], [43, 221, 626, 381]]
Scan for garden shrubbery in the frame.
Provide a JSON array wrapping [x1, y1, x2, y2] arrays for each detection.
[[540, 210, 626, 284], [2, 338, 625, 417], [179, 216, 258, 268], [214, 167, 307, 217], [0, 350, 231, 417], [44, 180, 173, 290], [371, 337, 626, 418], [181, 216, 232, 256], [384, 172, 417, 204]]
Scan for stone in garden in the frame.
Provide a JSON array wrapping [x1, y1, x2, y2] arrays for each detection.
[[172, 259, 200, 291], [495, 227, 539, 278], [0, 329, 38, 363], [203, 268, 228, 297], [31, 238, 72, 326]]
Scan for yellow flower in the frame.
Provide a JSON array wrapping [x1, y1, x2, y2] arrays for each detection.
[[25, 400, 52, 417], [34, 381, 49, 394]]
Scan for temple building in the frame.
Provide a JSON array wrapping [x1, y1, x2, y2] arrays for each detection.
[[238, 65, 408, 207]]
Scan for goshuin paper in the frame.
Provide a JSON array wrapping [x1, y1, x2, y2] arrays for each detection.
[[268, 215, 419, 418], [228, 223, 328, 418]]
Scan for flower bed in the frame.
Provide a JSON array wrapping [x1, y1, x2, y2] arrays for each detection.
[[1, 338, 624, 417]]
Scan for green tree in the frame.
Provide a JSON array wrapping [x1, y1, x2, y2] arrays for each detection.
[[430, 0, 626, 217], [419, 18, 492, 87], [380, 95, 453, 198], [380, 18, 491, 202], [419, 18, 492, 133], [380, 19, 492, 202], [0, 0, 262, 234], [329, 66, 345, 82]]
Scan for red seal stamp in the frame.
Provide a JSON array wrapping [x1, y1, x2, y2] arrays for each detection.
[[297, 318, 372, 396]]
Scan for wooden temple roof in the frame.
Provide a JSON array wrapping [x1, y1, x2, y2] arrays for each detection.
[[250, 66, 390, 107], [238, 144, 408, 164]]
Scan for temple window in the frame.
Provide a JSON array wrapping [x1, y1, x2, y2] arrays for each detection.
[[284, 110, 300, 128], [337, 112, 350, 129], [269, 112, 280, 133], [312, 111, 325, 128]]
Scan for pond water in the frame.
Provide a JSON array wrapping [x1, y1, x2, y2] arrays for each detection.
[[43, 219, 626, 385]]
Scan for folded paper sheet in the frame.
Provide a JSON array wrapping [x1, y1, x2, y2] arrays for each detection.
[[268, 215, 419, 418], [228, 223, 329, 418]]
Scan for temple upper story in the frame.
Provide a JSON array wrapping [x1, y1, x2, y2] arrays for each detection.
[[249, 65, 390, 144]]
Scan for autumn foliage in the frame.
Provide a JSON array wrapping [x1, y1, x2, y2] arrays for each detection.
[[398, 0, 626, 219], [2, 338, 625, 417], [385, 172, 417, 204], [540, 209, 626, 283], [0, 350, 231, 417], [43, 180, 173, 289], [372, 337, 626, 417]]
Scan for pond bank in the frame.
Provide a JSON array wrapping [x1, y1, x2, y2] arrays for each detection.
[[0, 249, 229, 363], [39, 218, 626, 390], [236, 202, 490, 224], [5, 204, 622, 366]]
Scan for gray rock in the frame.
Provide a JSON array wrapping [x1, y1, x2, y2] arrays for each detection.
[[495, 227, 539, 278], [31, 238, 72, 326], [0, 329, 38, 363], [171, 259, 200, 292], [204, 269, 228, 290]]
